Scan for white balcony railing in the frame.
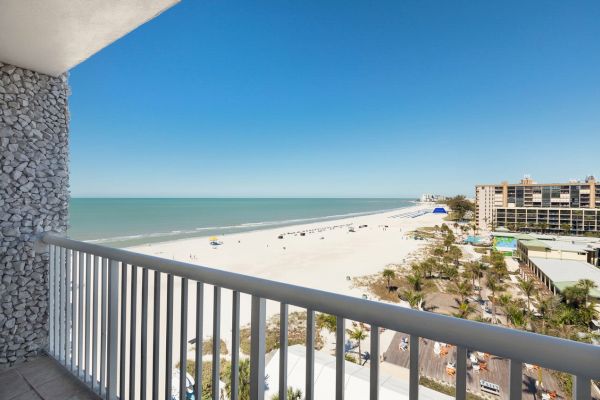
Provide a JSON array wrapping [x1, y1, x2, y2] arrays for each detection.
[[41, 232, 600, 400]]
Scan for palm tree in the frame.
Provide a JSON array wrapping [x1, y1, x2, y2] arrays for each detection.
[[382, 268, 395, 291], [576, 279, 597, 304], [402, 290, 424, 310], [535, 295, 555, 334], [443, 230, 456, 251], [448, 246, 462, 266], [407, 272, 423, 292], [432, 246, 445, 259], [316, 313, 337, 333], [518, 279, 536, 316], [505, 305, 527, 329], [486, 275, 503, 324], [465, 262, 484, 298], [578, 301, 599, 326], [419, 258, 435, 279], [347, 327, 368, 363], [453, 302, 476, 319], [560, 223, 571, 235], [451, 279, 473, 305], [224, 358, 252, 400], [271, 387, 304, 400]]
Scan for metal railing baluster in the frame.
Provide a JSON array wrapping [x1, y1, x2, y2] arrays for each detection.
[[573, 375, 590, 400], [212, 286, 221, 400], [370, 324, 379, 400], [250, 296, 266, 400], [509, 359, 522, 400], [409, 334, 419, 400], [279, 303, 288, 400], [86, 253, 92, 382], [306, 309, 315, 400], [335, 316, 345, 400], [56, 247, 66, 363], [152, 271, 161, 400], [195, 282, 204, 400], [455, 346, 467, 400], [130, 265, 138, 400], [231, 290, 240, 400], [56, 246, 63, 359], [120, 263, 128, 399], [141, 268, 149, 400], [180, 278, 188, 400], [100, 258, 108, 395], [92, 255, 99, 390], [166, 274, 174, 400], [64, 248, 71, 365], [107, 260, 119, 400], [71, 250, 78, 372], [49, 245, 55, 356], [78, 251, 84, 376]]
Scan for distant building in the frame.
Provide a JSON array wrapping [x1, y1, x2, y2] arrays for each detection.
[[420, 194, 446, 203], [475, 175, 600, 234], [516, 236, 600, 297]]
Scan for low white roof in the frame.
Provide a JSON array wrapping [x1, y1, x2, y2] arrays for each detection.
[[0, 0, 179, 76], [544, 240, 594, 253], [529, 257, 600, 297], [265, 345, 452, 400]]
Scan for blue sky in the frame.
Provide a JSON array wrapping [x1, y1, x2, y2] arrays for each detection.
[[70, 1, 600, 198]]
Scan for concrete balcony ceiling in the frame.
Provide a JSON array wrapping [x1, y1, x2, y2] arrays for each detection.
[[0, 0, 179, 76]]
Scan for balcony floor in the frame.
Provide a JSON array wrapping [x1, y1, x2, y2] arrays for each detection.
[[0, 356, 100, 400]]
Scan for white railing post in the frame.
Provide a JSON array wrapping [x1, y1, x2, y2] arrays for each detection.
[[250, 296, 266, 400], [409, 335, 419, 400], [573, 375, 590, 400], [106, 260, 119, 400], [370, 325, 379, 400], [509, 359, 522, 400], [335, 316, 345, 400]]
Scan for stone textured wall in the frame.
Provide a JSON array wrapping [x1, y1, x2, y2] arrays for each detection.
[[0, 62, 69, 367]]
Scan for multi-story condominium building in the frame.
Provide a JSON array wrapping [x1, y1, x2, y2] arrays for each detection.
[[476, 175, 600, 234]]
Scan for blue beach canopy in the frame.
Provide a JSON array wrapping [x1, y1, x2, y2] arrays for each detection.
[[432, 207, 447, 214]]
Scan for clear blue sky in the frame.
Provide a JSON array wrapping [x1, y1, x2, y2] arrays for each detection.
[[69, 1, 600, 198]]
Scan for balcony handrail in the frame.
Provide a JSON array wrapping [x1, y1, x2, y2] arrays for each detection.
[[41, 231, 600, 379]]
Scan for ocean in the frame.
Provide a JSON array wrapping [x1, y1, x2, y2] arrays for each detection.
[[68, 198, 416, 247]]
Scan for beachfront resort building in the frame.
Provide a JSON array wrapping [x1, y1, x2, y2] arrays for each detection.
[[516, 236, 600, 297], [1, 2, 600, 400], [475, 175, 600, 234]]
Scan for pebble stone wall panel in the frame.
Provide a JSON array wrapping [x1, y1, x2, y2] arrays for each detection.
[[0, 61, 69, 367]]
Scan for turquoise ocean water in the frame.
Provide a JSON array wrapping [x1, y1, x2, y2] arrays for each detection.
[[68, 198, 416, 247]]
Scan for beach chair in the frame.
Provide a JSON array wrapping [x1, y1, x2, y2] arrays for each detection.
[[446, 362, 456, 376]]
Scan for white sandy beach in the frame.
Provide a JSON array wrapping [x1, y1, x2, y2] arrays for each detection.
[[120, 204, 446, 395]]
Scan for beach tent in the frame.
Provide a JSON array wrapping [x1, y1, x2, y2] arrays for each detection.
[[432, 207, 447, 214]]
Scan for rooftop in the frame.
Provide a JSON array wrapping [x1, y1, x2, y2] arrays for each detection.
[[265, 345, 452, 400], [521, 238, 600, 253], [529, 257, 600, 297]]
